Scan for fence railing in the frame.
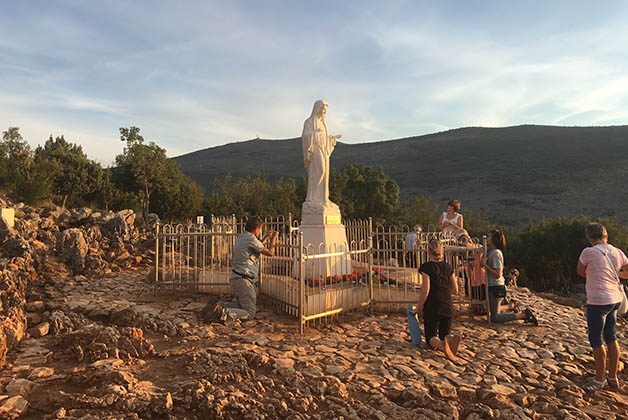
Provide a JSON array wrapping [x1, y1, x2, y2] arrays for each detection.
[[154, 215, 492, 332]]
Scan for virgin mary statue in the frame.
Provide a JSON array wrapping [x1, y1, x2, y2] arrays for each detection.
[[301, 100, 342, 211]]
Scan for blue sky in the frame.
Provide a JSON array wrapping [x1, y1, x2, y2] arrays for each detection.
[[1, 1, 627, 165]]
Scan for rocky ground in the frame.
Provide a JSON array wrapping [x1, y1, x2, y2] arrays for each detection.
[[1, 195, 628, 419], [1, 269, 627, 419]]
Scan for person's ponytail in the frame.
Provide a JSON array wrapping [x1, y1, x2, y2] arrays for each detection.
[[428, 239, 443, 261]]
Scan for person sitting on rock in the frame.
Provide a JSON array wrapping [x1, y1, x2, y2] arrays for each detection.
[[505, 268, 519, 288], [481, 230, 538, 326], [212, 216, 277, 322], [411, 238, 462, 362]]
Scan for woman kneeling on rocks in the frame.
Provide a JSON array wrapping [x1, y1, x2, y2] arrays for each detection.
[[481, 230, 538, 326], [412, 239, 461, 361]]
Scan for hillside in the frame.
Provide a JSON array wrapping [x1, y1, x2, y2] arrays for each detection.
[[173, 125, 628, 226]]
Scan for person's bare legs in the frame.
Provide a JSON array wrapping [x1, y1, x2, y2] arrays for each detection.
[[592, 345, 607, 382], [607, 341, 620, 381]]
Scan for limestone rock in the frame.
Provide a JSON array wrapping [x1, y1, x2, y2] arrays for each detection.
[[5, 378, 34, 396], [27, 321, 49, 338], [56, 228, 88, 273], [50, 311, 75, 335], [27, 367, 54, 380], [0, 215, 16, 241], [103, 210, 135, 239], [70, 207, 92, 224], [0, 396, 29, 419], [25, 301, 44, 312]]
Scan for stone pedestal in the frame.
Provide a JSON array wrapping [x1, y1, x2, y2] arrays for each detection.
[[299, 201, 352, 280]]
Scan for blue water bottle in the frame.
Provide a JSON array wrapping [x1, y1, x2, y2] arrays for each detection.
[[406, 305, 422, 345]]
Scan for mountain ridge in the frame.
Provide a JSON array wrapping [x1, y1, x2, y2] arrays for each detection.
[[173, 124, 628, 226]]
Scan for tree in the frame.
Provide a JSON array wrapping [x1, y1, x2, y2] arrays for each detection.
[[11, 158, 60, 205], [330, 164, 402, 225], [461, 208, 496, 239], [202, 175, 303, 219], [115, 127, 168, 223], [96, 168, 141, 212], [1, 127, 59, 204], [405, 195, 438, 230], [35, 135, 104, 208], [1, 127, 31, 189], [150, 161, 204, 222]]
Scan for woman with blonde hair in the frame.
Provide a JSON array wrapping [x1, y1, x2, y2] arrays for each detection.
[[412, 239, 461, 361]]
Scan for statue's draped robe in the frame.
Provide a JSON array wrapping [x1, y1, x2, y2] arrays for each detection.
[[302, 101, 335, 204]]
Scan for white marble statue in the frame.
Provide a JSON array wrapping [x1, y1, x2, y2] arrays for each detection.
[[301, 100, 342, 212], [298, 100, 351, 278]]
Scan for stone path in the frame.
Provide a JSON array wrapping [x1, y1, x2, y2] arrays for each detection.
[[1, 268, 628, 419]]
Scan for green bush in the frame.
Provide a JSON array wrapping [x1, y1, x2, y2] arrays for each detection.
[[202, 175, 302, 219], [506, 216, 628, 293]]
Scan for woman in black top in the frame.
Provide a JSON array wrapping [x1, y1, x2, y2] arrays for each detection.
[[413, 239, 462, 361]]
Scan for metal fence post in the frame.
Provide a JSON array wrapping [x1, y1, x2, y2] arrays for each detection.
[[483, 235, 491, 325], [368, 217, 374, 307], [154, 223, 160, 295], [299, 231, 305, 334]]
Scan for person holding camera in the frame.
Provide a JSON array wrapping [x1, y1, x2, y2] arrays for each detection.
[[213, 216, 278, 321], [481, 230, 538, 326]]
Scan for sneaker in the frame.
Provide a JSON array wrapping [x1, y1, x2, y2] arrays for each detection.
[[219, 307, 230, 321], [219, 307, 238, 322], [523, 308, 538, 326], [608, 377, 621, 390]]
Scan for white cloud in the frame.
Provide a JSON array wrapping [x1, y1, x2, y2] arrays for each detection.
[[1, 1, 628, 164]]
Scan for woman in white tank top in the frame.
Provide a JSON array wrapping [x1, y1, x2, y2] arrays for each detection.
[[438, 200, 464, 236]]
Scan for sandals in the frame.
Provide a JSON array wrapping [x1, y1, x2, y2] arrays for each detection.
[[444, 335, 462, 362], [583, 378, 607, 392], [608, 377, 620, 390], [523, 308, 539, 326]]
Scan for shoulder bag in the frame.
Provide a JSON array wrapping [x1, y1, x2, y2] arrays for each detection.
[[595, 246, 628, 315]]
